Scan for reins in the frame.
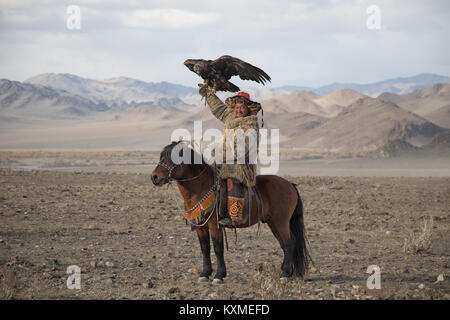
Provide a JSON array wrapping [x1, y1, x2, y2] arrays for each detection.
[[157, 143, 221, 227]]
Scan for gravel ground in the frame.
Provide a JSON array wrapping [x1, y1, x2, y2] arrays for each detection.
[[0, 169, 449, 300]]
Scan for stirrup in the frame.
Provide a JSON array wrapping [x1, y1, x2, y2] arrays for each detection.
[[229, 217, 247, 227], [218, 217, 233, 227]]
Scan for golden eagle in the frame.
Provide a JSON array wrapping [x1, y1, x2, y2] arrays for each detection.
[[184, 55, 271, 92]]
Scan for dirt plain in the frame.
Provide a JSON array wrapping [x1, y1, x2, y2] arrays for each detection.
[[0, 151, 449, 300]]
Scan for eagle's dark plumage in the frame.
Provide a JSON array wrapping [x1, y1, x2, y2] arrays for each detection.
[[184, 55, 271, 92]]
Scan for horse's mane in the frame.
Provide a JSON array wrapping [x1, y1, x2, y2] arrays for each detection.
[[160, 141, 209, 172], [160, 141, 179, 160]]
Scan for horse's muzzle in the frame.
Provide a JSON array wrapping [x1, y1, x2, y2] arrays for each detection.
[[151, 172, 167, 186]]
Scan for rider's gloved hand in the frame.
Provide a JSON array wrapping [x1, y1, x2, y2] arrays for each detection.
[[198, 83, 214, 97], [198, 83, 208, 97]]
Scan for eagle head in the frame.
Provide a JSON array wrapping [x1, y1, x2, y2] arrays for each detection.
[[184, 59, 198, 72], [184, 59, 207, 77], [193, 64, 202, 74]]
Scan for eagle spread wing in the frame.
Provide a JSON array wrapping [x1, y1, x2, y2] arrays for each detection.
[[211, 55, 271, 85], [184, 55, 271, 93]]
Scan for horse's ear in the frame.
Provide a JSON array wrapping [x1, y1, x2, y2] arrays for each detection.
[[190, 146, 204, 170], [190, 146, 197, 166]]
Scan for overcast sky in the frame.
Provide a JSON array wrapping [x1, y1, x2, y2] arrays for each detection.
[[0, 0, 449, 88]]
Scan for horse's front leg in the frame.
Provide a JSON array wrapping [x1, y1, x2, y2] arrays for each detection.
[[196, 226, 212, 280], [210, 225, 227, 284]]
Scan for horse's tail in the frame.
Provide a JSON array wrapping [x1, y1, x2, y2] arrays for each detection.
[[289, 183, 311, 277]]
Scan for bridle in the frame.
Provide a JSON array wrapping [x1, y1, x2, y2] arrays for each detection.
[[156, 142, 208, 182], [156, 158, 181, 181]]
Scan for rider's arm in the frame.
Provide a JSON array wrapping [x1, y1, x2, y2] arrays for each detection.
[[199, 84, 232, 122]]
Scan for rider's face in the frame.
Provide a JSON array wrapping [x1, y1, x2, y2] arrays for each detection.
[[234, 103, 249, 118]]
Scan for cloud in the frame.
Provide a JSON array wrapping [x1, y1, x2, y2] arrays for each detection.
[[0, 0, 449, 86], [119, 9, 219, 30]]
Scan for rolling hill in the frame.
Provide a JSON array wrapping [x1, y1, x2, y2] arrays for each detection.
[[378, 83, 450, 128], [286, 97, 445, 153], [261, 89, 366, 118], [313, 73, 450, 96]]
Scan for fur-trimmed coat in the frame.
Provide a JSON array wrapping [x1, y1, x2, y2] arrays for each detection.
[[204, 87, 259, 186]]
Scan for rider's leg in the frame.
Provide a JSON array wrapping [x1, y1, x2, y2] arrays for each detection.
[[227, 178, 246, 226], [218, 179, 231, 226]]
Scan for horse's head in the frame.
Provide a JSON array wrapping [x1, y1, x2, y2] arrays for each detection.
[[151, 141, 205, 186]]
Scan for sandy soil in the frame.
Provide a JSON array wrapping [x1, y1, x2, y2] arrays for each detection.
[[1, 150, 449, 177], [0, 167, 449, 300]]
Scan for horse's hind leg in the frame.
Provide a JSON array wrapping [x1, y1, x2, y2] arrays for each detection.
[[210, 225, 227, 283], [268, 219, 294, 278], [196, 226, 212, 279]]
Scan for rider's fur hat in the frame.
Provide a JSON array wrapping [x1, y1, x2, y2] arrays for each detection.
[[225, 92, 262, 117]]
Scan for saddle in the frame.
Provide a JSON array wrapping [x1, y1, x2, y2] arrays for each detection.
[[218, 177, 269, 227]]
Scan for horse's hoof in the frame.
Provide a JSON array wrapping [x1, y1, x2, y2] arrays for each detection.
[[197, 277, 209, 283], [212, 278, 224, 285], [280, 277, 290, 283]]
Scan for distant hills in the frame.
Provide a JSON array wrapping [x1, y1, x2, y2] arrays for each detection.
[[25, 73, 197, 104], [262, 89, 366, 118], [22, 72, 450, 102], [378, 83, 450, 128], [260, 84, 449, 154], [310, 73, 450, 96], [0, 73, 449, 154], [271, 73, 450, 97], [0, 77, 193, 120], [0, 79, 109, 120], [282, 96, 444, 153]]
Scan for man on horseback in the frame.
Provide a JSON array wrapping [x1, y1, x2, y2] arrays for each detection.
[[198, 83, 261, 227]]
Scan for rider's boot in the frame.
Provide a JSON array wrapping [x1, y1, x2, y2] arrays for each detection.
[[218, 179, 233, 227]]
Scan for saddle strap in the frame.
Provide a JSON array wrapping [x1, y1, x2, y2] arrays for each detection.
[[248, 187, 253, 227]]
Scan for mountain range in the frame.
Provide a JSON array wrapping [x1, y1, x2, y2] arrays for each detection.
[[22, 72, 450, 102], [0, 73, 449, 154], [305, 73, 450, 96], [25, 73, 197, 104]]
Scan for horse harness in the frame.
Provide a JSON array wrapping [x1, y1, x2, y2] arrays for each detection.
[[157, 157, 221, 226], [183, 171, 221, 225]]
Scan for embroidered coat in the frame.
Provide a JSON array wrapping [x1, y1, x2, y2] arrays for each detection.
[[204, 87, 260, 186]]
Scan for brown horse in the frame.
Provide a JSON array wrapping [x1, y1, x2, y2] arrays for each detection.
[[151, 141, 310, 284]]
